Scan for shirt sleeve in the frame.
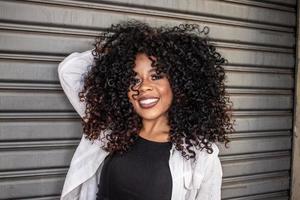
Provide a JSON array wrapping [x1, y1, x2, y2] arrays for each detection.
[[195, 145, 223, 200], [58, 49, 95, 118]]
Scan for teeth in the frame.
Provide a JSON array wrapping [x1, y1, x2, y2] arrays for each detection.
[[139, 98, 159, 105]]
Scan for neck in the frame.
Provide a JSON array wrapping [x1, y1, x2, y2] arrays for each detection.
[[139, 115, 170, 142]]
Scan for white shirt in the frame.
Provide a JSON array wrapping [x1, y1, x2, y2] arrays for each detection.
[[58, 49, 223, 200]]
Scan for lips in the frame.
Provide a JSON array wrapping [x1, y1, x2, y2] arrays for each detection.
[[138, 97, 160, 109]]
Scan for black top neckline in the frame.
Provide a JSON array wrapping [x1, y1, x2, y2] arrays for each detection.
[[137, 134, 172, 145]]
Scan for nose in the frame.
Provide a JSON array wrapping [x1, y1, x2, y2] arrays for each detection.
[[138, 79, 153, 92]]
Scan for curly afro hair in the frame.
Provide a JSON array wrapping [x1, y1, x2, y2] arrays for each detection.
[[79, 19, 234, 160]]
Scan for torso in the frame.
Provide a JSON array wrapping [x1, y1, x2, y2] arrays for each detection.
[[96, 134, 173, 200]]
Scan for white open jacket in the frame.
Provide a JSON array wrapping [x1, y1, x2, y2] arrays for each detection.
[[58, 49, 223, 200]]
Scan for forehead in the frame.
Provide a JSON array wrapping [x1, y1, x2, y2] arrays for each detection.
[[133, 53, 157, 74]]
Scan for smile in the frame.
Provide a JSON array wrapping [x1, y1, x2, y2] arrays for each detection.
[[138, 98, 159, 109]]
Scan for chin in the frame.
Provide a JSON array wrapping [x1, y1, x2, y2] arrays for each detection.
[[139, 115, 162, 121], [136, 110, 167, 121]]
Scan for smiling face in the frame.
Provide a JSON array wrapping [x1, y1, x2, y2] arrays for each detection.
[[128, 53, 173, 121]]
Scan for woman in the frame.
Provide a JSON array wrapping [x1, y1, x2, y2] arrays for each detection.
[[58, 20, 234, 200]]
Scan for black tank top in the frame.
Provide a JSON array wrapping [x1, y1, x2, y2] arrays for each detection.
[[96, 134, 173, 200]]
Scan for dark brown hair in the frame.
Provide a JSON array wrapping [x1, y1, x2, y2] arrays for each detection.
[[79, 20, 235, 160]]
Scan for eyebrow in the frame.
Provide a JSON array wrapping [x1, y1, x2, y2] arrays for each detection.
[[149, 68, 156, 73], [134, 68, 157, 75], [136, 68, 164, 76]]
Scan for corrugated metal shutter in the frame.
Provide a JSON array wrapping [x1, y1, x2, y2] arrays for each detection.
[[0, 0, 296, 199]]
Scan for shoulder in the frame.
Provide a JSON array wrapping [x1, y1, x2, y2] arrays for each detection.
[[195, 142, 220, 160], [193, 142, 221, 173], [71, 129, 111, 164]]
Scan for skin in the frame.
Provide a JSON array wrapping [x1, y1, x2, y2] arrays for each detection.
[[128, 53, 173, 142]]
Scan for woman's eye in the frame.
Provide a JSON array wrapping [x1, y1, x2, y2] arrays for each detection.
[[151, 74, 163, 80], [133, 78, 141, 84]]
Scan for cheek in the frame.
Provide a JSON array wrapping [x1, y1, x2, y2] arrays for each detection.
[[161, 83, 173, 104], [128, 90, 138, 105], [166, 91, 173, 105], [127, 91, 133, 103]]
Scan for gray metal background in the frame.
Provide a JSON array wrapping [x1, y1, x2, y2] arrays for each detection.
[[0, 0, 296, 199]]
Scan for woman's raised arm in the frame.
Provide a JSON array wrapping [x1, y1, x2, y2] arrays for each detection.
[[58, 49, 94, 118]]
